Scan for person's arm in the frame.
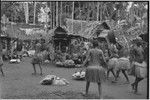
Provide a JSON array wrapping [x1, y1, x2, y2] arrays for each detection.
[[114, 45, 118, 53], [100, 50, 107, 68], [82, 50, 90, 67], [101, 51, 106, 64]]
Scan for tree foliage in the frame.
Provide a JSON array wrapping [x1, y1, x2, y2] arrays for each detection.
[[1, 1, 148, 33]]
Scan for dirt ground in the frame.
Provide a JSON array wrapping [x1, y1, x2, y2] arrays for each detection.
[[0, 57, 148, 99]]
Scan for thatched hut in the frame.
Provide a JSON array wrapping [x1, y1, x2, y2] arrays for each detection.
[[52, 26, 70, 52]]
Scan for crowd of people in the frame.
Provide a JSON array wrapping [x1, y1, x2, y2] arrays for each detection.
[[0, 35, 148, 99]]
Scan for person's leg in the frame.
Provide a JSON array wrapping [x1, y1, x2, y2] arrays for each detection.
[[97, 82, 102, 99], [39, 63, 43, 75], [111, 69, 116, 79], [122, 70, 129, 82], [0, 65, 4, 76], [134, 77, 144, 93], [82, 81, 90, 96], [107, 69, 110, 79], [131, 77, 136, 90], [32, 64, 36, 75], [85, 81, 90, 95], [115, 70, 120, 81]]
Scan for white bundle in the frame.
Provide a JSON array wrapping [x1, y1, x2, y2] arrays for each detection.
[[64, 60, 75, 66], [53, 78, 69, 86], [40, 75, 56, 85], [44, 60, 50, 63], [27, 50, 35, 56], [10, 59, 21, 63], [40, 75, 69, 86], [72, 71, 85, 79]]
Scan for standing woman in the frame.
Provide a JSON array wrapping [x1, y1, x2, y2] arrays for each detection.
[[31, 40, 43, 75], [82, 40, 107, 99]]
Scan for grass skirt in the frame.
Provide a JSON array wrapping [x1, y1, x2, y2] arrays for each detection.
[[115, 57, 130, 71], [134, 62, 147, 78], [85, 66, 106, 83], [31, 55, 42, 64], [128, 61, 147, 78]]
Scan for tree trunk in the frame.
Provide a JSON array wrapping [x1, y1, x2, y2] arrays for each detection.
[[97, 2, 100, 21], [51, 2, 53, 29], [100, 3, 102, 21], [87, 3, 90, 21], [33, 2, 36, 24], [60, 1, 62, 26], [56, 1, 58, 27], [24, 2, 29, 24], [53, 2, 56, 28], [72, 2, 74, 33]]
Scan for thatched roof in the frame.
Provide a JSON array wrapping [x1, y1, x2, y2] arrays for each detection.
[[54, 26, 67, 33], [66, 18, 111, 39], [1, 23, 49, 40], [98, 30, 109, 38], [2, 24, 27, 39]]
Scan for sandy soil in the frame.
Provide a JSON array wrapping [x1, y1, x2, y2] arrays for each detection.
[[0, 57, 148, 99]]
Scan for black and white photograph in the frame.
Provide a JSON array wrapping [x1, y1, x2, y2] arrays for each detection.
[[0, 1, 149, 99]]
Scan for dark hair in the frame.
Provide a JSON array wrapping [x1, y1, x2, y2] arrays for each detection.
[[92, 40, 99, 48]]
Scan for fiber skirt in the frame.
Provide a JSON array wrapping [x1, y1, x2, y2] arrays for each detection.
[[31, 56, 42, 64], [85, 66, 106, 83], [134, 62, 147, 78], [115, 58, 130, 71]]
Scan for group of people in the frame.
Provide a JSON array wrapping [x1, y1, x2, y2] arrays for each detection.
[[0, 37, 147, 99], [54, 39, 92, 64], [80, 39, 147, 98]]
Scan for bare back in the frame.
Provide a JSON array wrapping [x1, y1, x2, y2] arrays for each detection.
[[87, 48, 106, 67]]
